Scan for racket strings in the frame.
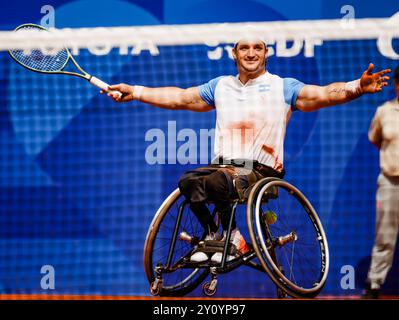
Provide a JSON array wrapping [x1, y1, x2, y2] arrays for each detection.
[[9, 25, 69, 72]]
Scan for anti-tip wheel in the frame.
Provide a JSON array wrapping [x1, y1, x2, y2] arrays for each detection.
[[150, 280, 162, 296], [202, 281, 217, 297], [277, 288, 288, 299]]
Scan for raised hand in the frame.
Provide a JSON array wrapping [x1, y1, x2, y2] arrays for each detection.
[[360, 63, 391, 93]]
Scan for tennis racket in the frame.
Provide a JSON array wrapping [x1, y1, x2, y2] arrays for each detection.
[[8, 23, 122, 98]]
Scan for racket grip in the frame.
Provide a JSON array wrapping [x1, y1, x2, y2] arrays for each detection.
[[89, 76, 122, 98]]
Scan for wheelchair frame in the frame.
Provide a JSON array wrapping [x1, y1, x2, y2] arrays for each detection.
[[143, 177, 329, 298]]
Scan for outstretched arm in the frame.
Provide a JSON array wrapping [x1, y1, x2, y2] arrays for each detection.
[[101, 84, 213, 112], [295, 63, 391, 112], [368, 109, 382, 149]]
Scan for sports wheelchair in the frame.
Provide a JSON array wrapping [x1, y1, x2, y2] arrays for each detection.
[[143, 176, 329, 298]]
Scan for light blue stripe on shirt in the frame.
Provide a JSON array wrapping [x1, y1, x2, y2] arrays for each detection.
[[283, 77, 305, 109], [198, 76, 225, 107]]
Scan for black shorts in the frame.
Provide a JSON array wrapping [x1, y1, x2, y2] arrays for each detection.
[[178, 159, 284, 204]]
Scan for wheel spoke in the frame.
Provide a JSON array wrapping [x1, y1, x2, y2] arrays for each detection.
[[251, 180, 328, 297]]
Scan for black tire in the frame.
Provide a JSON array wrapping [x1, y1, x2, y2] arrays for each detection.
[[143, 188, 209, 296], [247, 178, 329, 298]]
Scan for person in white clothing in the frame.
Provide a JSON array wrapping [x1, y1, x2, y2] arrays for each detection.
[[103, 38, 390, 263], [363, 66, 399, 299]]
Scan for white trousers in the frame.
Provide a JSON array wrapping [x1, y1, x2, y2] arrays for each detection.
[[367, 173, 399, 289]]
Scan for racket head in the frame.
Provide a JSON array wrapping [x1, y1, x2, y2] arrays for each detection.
[[8, 23, 70, 74]]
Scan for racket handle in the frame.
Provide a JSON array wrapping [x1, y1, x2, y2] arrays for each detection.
[[89, 76, 122, 98]]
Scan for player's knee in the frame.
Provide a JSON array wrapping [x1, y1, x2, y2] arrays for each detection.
[[178, 176, 200, 195], [205, 170, 230, 198], [375, 241, 395, 253], [178, 177, 190, 194]]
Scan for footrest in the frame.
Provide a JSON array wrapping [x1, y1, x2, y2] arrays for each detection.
[[203, 240, 225, 248], [194, 241, 237, 255]]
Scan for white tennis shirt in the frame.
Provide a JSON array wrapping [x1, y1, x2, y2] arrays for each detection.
[[368, 98, 399, 176], [198, 72, 305, 171]]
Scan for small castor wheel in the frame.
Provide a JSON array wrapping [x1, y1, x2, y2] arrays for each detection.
[[150, 278, 163, 296], [277, 287, 287, 299], [202, 281, 217, 297]]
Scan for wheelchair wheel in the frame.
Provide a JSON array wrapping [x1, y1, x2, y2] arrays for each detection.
[[247, 178, 329, 298], [143, 188, 209, 296]]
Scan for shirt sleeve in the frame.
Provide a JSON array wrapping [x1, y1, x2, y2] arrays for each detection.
[[198, 76, 224, 107], [368, 107, 382, 148], [283, 78, 306, 110]]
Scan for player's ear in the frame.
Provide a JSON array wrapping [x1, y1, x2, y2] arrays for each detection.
[[232, 47, 237, 61]]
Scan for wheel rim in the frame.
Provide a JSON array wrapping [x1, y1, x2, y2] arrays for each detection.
[[147, 192, 209, 293], [253, 180, 329, 295]]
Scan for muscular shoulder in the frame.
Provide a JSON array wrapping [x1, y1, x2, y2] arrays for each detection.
[[267, 72, 282, 81], [379, 98, 398, 111], [215, 75, 237, 88]]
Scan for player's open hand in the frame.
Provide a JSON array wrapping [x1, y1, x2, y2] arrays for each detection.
[[360, 63, 391, 94], [100, 83, 135, 102]]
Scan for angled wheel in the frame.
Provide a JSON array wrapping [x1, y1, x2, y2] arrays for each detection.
[[144, 188, 209, 296], [247, 178, 329, 298], [202, 281, 217, 297], [150, 279, 163, 296]]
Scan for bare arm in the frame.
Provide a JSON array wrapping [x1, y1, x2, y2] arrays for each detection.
[[368, 109, 382, 149], [102, 84, 213, 112], [296, 64, 391, 112]]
